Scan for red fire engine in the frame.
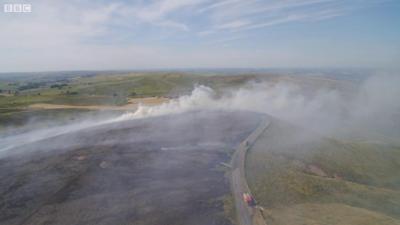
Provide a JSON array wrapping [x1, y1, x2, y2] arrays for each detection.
[[242, 192, 256, 207]]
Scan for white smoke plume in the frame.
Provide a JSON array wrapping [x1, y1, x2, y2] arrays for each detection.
[[114, 85, 218, 120], [1, 74, 399, 153], [116, 75, 400, 141]]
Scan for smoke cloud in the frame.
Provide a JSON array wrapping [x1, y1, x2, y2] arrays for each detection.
[[1, 74, 399, 154], [117, 75, 400, 141]]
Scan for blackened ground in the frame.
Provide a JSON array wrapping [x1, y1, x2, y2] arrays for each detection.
[[0, 110, 261, 225]]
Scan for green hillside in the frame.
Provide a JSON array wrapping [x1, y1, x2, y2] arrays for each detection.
[[246, 119, 400, 225], [0, 72, 255, 130]]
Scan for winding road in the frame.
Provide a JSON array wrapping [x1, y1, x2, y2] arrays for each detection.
[[230, 115, 271, 225]]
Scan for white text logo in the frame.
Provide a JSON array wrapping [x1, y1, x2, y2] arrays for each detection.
[[4, 4, 31, 13]]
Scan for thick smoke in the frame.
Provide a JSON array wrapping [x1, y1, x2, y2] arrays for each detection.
[[114, 86, 218, 120], [116, 75, 400, 141], [1, 74, 399, 153]]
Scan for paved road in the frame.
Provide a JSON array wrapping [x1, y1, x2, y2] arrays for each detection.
[[232, 169, 252, 225], [230, 116, 270, 225]]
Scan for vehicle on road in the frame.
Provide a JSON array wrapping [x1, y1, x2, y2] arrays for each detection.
[[242, 193, 256, 207]]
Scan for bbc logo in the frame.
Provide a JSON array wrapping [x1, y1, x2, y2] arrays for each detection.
[[4, 3, 32, 13]]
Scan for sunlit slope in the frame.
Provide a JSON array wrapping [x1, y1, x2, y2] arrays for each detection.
[[0, 73, 255, 130], [0, 73, 256, 108], [246, 119, 400, 225]]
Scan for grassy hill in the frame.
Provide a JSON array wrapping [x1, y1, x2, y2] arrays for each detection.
[[0, 71, 353, 132], [0, 72, 256, 130], [246, 119, 400, 225]]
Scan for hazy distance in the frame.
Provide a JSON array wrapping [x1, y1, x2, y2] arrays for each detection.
[[0, 0, 399, 72]]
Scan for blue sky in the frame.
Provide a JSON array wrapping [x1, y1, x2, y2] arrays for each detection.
[[0, 0, 399, 72]]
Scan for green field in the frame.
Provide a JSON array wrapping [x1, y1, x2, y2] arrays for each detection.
[[0, 72, 257, 107], [246, 119, 400, 225], [0, 72, 258, 130]]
